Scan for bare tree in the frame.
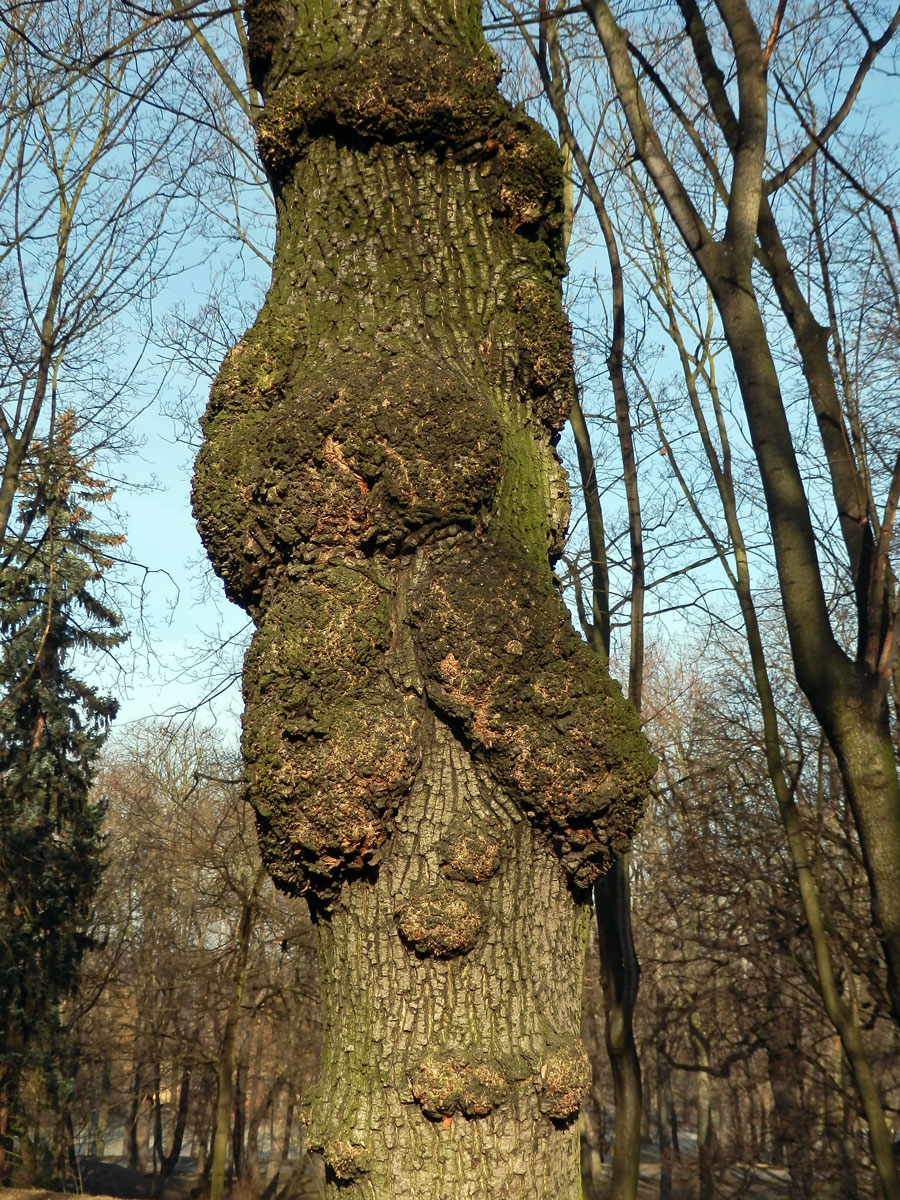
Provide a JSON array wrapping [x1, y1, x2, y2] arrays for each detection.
[[570, 0, 900, 1060], [0, 0, 200, 546], [482, 2, 900, 1194], [69, 723, 319, 1198]]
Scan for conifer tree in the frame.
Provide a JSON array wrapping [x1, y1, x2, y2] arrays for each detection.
[[0, 411, 124, 1183]]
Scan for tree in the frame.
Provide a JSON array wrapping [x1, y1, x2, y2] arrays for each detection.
[[571, 0, 900, 1045], [0, 410, 123, 1183], [0, 0, 198, 548], [192, 0, 655, 1194], [484, 2, 900, 1193]]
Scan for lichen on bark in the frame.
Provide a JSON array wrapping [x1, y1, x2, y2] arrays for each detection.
[[192, 0, 655, 1192]]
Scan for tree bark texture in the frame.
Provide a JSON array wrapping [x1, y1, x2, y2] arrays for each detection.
[[192, 1, 655, 1195]]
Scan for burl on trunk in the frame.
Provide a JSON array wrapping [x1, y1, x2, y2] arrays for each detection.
[[192, 1, 655, 1194]]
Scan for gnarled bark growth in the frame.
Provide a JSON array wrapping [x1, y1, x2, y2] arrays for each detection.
[[193, 1, 654, 1194]]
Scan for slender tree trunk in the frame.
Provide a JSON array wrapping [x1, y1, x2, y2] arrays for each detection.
[[95, 1056, 110, 1159], [713, 276, 900, 1036], [656, 1003, 672, 1200], [840, 1056, 861, 1200], [728, 1079, 743, 1164], [279, 1098, 294, 1164], [232, 1038, 248, 1186], [0, 1080, 10, 1184], [657, 1075, 672, 1200], [154, 1063, 191, 1180], [823, 1034, 859, 1199], [535, 56, 649, 1197], [764, 979, 812, 1199], [87, 1056, 110, 1156], [689, 1013, 715, 1200], [667, 1087, 679, 1161], [193, 1, 654, 1196], [245, 1085, 273, 1197], [127, 1058, 151, 1173], [580, 958, 609, 1200], [595, 858, 643, 1200], [210, 868, 265, 1200]]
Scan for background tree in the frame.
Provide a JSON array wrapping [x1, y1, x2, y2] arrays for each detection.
[[67, 722, 320, 1200], [0, 0, 201, 548], [0, 411, 123, 1184], [571, 0, 900, 1051]]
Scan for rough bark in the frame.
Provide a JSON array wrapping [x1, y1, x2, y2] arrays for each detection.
[[192, 1, 655, 1195]]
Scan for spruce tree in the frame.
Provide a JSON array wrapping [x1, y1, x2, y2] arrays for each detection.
[[0, 411, 124, 1182]]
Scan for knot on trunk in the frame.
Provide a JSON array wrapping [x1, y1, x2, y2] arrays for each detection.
[[411, 1051, 513, 1118], [537, 1038, 592, 1122], [243, 569, 421, 899], [193, 348, 503, 611], [438, 824, 505, 882], [394, 882, 482, 957], [410, 535, 655, 885], [320, 1137, 372, 1183]]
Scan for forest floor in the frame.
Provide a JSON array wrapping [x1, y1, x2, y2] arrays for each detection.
[[611, 1148, 792, 1198], [590, 1158, 792, 1198], [1, 1152, 796, 1200], [0, 1155, 325, 1200]]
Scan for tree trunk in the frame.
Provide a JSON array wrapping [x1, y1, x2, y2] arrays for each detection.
[[689, 1013, 715, 1200], [192, 2, 654, 1196], [580, 959, 610, 1200], [279, 1098, 294, 1164], [154, 1063, 191, 1180], [232, 1036, 249, 1185], [656, 1027, 672, 1200], [0, 1080, 10, 1184], [839, 1056, 861, 1200], [90, 1054, 111, 1159], [210, 869, 265, 1200], [127, 1058, 151, 1173], [595, 857, 643, 1200], [308, 723, 595, 1194], [764, 984, 812, 1199], [713, 275, 900, 1037]]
